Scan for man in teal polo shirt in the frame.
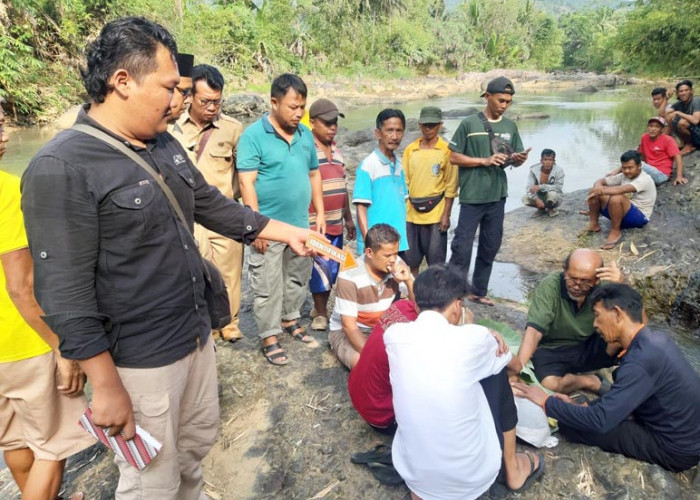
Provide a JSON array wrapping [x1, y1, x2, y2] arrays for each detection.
[[353, 109, 408, 254], [238, 73, 325, 366], [448, 76, 531, 306]]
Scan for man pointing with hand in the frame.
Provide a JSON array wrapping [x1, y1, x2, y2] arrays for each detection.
[[448, 76, 531, 307]]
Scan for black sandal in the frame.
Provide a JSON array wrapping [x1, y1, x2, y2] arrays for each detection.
[[351, 444, 393, 465], [366, 462, 405, 486], [509, 451, 544, 493], [261, 343, 289, 366], [282, 321, 313, 343]]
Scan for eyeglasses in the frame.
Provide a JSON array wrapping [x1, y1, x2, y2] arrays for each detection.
[[175, 86, 192, 98], [197, 98, 222, 108], [564, 277, 596, 290]]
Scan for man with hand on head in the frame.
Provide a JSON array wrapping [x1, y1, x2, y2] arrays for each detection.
[[515, 283, 699, 472], [448, 76, 531, 307], [328, 224, 413, 370], [513, 249, 624, 395]]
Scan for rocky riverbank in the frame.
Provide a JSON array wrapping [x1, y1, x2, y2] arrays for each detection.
[[498, 150, 700, 330]]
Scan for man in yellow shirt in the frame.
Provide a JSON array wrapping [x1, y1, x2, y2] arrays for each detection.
[[0, 97, 94, 499], [402, 106, 458, 276]]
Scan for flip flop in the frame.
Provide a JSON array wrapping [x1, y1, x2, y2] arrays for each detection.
[[261, 342, 289, 366], [467, 294, 495, 307], [509, 451, 545, 493], [579, 209, 590, 216], [351, 444, 392, 465], [366, 462, 405, 486], [600, 237, 622, 250]]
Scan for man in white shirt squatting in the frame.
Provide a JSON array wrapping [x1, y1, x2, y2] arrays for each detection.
[[385, 265, 545, 500]]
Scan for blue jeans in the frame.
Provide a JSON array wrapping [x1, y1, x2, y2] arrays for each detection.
[[448, 198, 506, 297], [641, 162, 669, 185]]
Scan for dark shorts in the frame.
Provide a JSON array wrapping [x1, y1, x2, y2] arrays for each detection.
[[403, 222, 447, 268], [601, 202, 649, 229], [532, 334, 617, 381], [309, 233, 343, 293]]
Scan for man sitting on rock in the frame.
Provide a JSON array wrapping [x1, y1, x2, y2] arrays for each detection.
[[514, 249, 624, 395], [584, 150, 656, 250], [514, 283, 700, 472], [386, 265, 544, 498], [668, 79, 700, 155], [328, 223, 413, 370], [522, 148, 564, 217], [650, 87, 672, 132]]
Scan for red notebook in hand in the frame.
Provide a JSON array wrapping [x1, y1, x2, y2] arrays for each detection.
[[79, 407, 162, 470]]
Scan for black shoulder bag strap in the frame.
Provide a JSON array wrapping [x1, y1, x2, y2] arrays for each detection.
[[72, 124, 191, 235], [477, 112, 496, 154], [71, 123, 232, 328]]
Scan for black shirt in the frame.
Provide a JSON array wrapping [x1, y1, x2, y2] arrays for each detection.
[[21, 107, 270, 368], [546, 327, 700, 457]]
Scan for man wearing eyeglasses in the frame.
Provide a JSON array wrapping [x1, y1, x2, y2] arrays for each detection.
[[171, 64, 246, 342], [511, 248, 624, 395]]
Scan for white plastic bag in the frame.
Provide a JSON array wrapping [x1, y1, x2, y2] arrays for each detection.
[[514, 396, 559, 448]]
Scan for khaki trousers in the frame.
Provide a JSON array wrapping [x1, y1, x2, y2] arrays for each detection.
[[114, 338, 219, 500], [194, 224, 243, 338], [248, 241, 312, 339]]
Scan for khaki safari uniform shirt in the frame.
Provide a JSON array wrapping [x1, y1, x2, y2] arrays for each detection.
[[171, 111, 243, 199]]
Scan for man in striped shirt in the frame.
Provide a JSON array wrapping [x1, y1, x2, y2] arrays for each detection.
[[328, 224, 414, 369], [308, 99, 356, 331]]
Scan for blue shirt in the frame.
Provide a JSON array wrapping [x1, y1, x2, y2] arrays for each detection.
[[352, 149, 408, 253], [237, 113, 319, 228], [545, 327, 700, 457]]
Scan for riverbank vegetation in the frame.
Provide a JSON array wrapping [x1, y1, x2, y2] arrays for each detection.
[[0, 0, 698, 121]]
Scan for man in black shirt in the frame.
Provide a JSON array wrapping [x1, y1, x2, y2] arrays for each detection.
[[21, 17, 311, 499], [514, 284, 700, 472], [668, 79, 700, 155]]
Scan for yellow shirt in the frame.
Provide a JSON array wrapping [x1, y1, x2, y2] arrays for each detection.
[[402, 137, 458, 224], [0, 170, 52, 363]]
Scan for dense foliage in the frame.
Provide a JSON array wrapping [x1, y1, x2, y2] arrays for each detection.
[[0, 0, 697, 121]]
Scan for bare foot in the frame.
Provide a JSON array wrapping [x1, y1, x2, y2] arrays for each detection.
[[680, 144, 696, 156]]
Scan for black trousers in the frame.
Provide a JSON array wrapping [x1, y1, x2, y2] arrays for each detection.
[[449, 199, 506, 297], [560, 420, 699, 472], [480, 367, 519, 450]]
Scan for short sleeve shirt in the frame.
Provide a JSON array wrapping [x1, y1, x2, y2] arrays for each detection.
[[352, 149, 408, 253], [402, 137, 458, 224], [671, 97, 700, 115], [237, 114, 319, 228], [309, 141, 347, 235], [0, 171, 52, 363], [448, 114, 523, 204], [329, 255, 406, 331], [605, 171, 657, 218], [639, 133, 679, 177], [526, 272, 596, 349]]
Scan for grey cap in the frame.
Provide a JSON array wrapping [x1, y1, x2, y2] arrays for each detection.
[[481, 76, 515, 97], [309, 98, 345, 121], [418, 106, 443, 124]]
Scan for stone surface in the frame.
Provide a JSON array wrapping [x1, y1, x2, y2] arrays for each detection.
[[221, 93, 269, 120]]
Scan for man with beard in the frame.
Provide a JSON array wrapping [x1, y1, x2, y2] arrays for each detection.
[[238, 73, 325, 365], [513, 249, 624, 395]]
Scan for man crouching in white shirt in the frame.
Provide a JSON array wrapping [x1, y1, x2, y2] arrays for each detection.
[[385, 265, 545, 500]]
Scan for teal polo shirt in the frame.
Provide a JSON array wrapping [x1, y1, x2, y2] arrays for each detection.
[[237, 114, 319, 228]]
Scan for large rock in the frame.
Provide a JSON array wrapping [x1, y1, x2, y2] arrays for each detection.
[[221, 94, 268, 120]]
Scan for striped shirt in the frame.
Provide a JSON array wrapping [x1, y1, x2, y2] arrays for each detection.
[[309, 141, 347, 236], [329, 255, 407, 331]]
